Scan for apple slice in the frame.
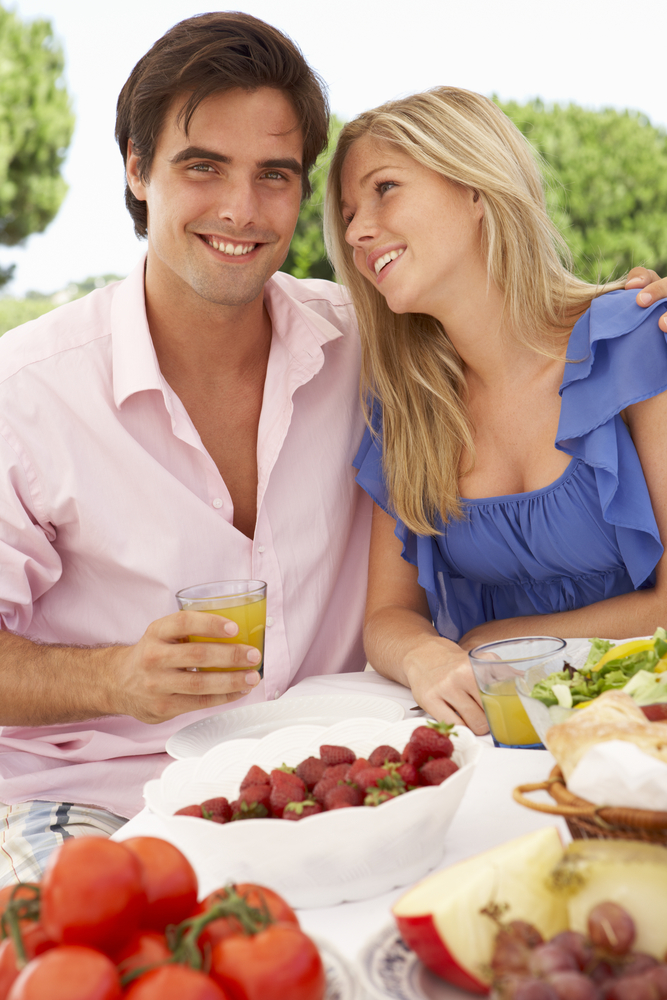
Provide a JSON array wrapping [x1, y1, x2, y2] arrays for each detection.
[[549, 839, 667, 958], [393, 827, 568, 994]]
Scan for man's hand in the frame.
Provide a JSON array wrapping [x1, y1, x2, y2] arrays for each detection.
[[625, 267, 667, 333], [106, 610, 262, 723]]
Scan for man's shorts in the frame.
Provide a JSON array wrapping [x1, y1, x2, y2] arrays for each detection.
[[0, 800, 127, 887]]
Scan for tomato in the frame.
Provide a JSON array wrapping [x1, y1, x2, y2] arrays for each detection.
[[112, 930, 171, 979], [122, 838, 198, 931], [124, 965, 228, 1000], [41, 839, 146, 953], [6, 945, 121, 1000], [0, 924, 56, 1000], [199, 884, 298, 952], [209, 923, 325, 1000], [0, 887, 39, 934]]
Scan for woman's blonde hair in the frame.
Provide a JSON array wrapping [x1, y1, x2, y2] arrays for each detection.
[[324, 87, 625, 534]]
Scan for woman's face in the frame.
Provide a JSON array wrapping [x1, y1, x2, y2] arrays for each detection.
[[340, 136, 484, 317]]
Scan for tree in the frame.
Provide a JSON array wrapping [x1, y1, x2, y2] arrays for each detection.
[[281, 116, 345, 281], [496, 98, 667, 283], [0, 5, 75, 287]]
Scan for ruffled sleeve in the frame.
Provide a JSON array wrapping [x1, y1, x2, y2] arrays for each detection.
[[557, 290, 667, 588], [353, 402, 391, 512]]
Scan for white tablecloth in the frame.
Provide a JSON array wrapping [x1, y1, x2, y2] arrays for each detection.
[[113, 671, 569, 974]]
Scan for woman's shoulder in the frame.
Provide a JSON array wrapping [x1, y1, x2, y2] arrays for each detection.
[[559, 289, 667, 436]]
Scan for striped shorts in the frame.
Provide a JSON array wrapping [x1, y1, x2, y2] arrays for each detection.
[[0, 801, 127, 887]]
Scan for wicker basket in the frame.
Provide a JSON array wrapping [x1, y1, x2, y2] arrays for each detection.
[[513, 765, 667, 845]]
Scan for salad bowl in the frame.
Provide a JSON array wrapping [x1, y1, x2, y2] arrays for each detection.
[[516, 632, 667, 744]]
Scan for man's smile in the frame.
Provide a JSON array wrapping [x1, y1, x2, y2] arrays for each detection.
[[197, 234, 260, 257]]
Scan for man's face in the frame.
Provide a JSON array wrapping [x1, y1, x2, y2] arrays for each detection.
[[126, 87, 304, 308]]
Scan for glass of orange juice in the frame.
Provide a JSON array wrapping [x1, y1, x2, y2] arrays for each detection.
[[469, 637, 566, 748], [176, 580, 267, 677]]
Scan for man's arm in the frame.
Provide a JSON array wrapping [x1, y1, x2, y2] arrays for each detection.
[[626, 267, 667, 332], [0, 610, 261, 726]]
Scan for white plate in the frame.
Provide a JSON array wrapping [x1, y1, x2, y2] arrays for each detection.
[[166, 694, 406, 759], [142, 718, 482, 908], [357, 925, 478, 1000]]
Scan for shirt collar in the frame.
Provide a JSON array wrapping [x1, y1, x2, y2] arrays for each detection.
[[110, 258, 347, 409]]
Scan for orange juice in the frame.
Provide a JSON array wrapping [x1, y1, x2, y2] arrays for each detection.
[[188, 595, 266, 672], [480, 679, 541, 746]]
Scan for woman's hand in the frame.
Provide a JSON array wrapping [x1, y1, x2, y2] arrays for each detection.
[[626, 267, 667, 333], [403, 636, 489, 733]]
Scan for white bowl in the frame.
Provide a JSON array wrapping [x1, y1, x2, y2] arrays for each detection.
[[143, 717, 482, 908], [515, 638, 595, 743]]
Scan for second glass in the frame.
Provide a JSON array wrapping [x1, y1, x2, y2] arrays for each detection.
[[469, 636, 566, 749], [176, 580, 267, 677]]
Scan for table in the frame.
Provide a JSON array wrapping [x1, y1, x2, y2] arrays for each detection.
[[113, 671, 570, 987]]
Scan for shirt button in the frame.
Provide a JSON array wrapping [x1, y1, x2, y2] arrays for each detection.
[[274, 690, 280, 700], [266, 617, 274, 627], [212, 498, 223, 509], [257, 545, 266, 553]]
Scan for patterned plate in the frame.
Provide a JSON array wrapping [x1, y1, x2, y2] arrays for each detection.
[[357, 925, 479, 1000]]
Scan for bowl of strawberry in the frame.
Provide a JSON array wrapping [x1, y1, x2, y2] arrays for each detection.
[[139, 718, 483, 908]]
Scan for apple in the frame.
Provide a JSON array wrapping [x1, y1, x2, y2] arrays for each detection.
[[641, 703, 667, 721], [392, 827, 568, 993], [549, 839, 667, 959]]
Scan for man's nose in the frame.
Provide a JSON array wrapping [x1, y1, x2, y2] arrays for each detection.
[[217, 179, 258, 228]]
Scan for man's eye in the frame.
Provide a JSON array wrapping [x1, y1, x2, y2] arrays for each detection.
[[190, 163, 214, 173], [262, 171, 287, 181]]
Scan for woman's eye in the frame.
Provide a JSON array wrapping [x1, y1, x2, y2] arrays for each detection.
[[375, 180, 396, 195], [343, 213, 355, 228]]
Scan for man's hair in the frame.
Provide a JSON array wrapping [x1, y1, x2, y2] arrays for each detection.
[[115, 11, 329, 238]]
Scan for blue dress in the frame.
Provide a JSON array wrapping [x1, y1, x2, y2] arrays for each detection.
[[354, 291, 667, 642]]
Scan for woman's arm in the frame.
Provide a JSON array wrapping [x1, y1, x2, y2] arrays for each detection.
[[364, 502, 489, 732], [460, 387, 667, 650]]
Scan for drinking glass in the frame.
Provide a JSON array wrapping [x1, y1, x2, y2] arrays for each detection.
[[469, 636, 566, 748], [176, 580, 267, 677]]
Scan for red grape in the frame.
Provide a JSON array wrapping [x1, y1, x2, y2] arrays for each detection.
[[587, 903, 636, 956], [529, 945, 578, 978]]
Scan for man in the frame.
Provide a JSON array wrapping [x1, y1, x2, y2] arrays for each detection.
[[0, 12, 665, 885], [0, 12, 371, 884]]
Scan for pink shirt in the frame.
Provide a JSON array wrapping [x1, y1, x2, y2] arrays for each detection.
[[0, 258, 371, 817]]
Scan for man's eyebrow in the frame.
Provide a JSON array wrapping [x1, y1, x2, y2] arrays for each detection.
[[168, 149, 302, 176], [257, 158, 302, 176], [169, 147, 230, 165]]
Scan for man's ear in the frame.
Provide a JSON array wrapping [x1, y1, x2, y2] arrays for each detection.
[[126, 139, 147, 202]]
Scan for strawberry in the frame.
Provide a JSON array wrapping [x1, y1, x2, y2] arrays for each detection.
[[409, 722, 455, 758], [238, 783, 271, 812], [282, 799, 323, 821], [320, 745, 356, 766], [269, 770, 306, 818], [201, 796, 232, 822], [393, 762, 421, 787], [368, 745, 401, 766], [344, 757, 370, 783], [295, 756, 327, 790], [230, 799, 269, 820], [174, 804, 203, 817], [324, 784, 364, 810], [353, 765, 392, 790], [419, 757, 459, 785], [240, 765, 271, 789], [364, 787, 403, 807], [312, 772, 344, 804], [321, 762, 349, 782]]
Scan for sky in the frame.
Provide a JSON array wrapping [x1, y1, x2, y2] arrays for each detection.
[[1, 0, 666, 297]]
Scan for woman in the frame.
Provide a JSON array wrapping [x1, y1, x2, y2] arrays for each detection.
[[324, 87, 667, 731]]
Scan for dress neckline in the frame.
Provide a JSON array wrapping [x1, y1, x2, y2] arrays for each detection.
[[460, 456, 579, 506]]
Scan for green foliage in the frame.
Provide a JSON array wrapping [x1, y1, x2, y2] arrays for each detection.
[[281, 116, 345, 282], [0, 4, 75, 286], [496, 98, 667, 282]]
